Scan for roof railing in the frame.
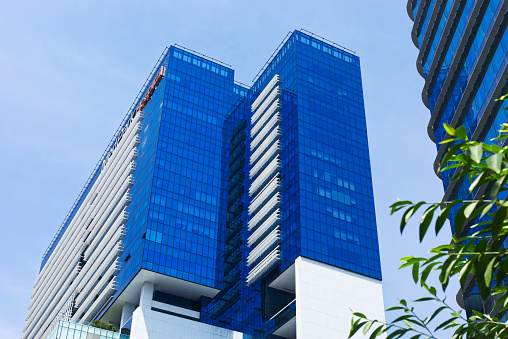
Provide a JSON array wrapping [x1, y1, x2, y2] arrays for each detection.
[[299, 28, 356, 55], [173, 44, 232, 69], [41, 48, 169, 262], [252, 31, 293, 84]]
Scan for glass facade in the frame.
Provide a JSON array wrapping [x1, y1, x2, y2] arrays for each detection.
[[408, 0, 508, 316], [34, 30, 381, 338], [116, 46, 238, 293], [47, 321, 129, 339]]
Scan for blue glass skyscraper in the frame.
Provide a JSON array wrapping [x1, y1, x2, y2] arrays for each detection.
[[408, 0, 508, 317], [24, 30, 384, 339]]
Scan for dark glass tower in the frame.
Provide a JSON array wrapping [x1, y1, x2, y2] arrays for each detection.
[[407, 0, 508, 316], [25, 30, 384, 339]]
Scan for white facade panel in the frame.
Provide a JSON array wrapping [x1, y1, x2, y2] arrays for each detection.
[[23, 110, 144, 339], [295, 257, 385, 339], [130, 307, 244, 339]]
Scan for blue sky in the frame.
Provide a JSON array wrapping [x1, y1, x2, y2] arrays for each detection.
[[0, 0, 460, 337]]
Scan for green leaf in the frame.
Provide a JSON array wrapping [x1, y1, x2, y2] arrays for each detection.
[[495, 94, 508, 101], [426, 306, 447, 324], [392, 314, 413, 324], [439, 143, 463, 172], [490, 174, 508, 200], [459, 260, 473, 287], [436, 200, 462, 235], [439, 143, 466, 171], [439, 138, 456, 144], [400, 202, 426, 234], [469, 143, 483, 163], [480, 201, 496, 218], [363, 320, 374, 335], [492, 206, 508, 240], [402, 319, 414, 329], [472, 310, 483, 318], [439, 256, 458, 291], [483, 143, 502, 153], [485, 257, 496, 288], [435, 317, 459, 331], [455, 126, 468, 141], [453, 203, 469, 237], [464, 201, 480, 219], [390, 200, 413, 214], [466, 200, 489, 222], [349, 319, 368, 338], [412, 261, 420, 284], [369, 325, 385, 339], [386, 328, 409, 339], [486, 153, 502, 173], [427, 286, 437, 297], [420, 262, 439, 285], [385, 306, 405, 312], [419, 204, 439, 242], [467, 171, 487, 194], [443, 123, 456, 136], [352, 312, 367, 319]]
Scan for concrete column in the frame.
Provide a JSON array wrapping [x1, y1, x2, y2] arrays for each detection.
[[139, 282, 154, 311], [120, 302, 136, 330]]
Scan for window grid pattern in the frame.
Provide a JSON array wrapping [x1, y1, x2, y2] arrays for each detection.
[[294, 34, 382, 280], [430, 0, 502, 146], [97, 30, 380, 336], [409, 0, 508, 311]]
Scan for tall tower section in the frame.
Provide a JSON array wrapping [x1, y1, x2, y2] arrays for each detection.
[[24, 30, 384, 339], [408, 0, 508, 316]]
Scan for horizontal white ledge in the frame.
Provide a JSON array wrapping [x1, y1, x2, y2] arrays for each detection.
[[250, 158, 280, 196], [248, 214, 280, 247], [250, 127, 281, 165], [251, 74, 281, 114], [250, 142, 281, 180], [251, 110, 281, 150], [249, 175, 280, 215], [247, 228, 281, 266], [246, 247, 280, 285], [248, 192, 281, 231]]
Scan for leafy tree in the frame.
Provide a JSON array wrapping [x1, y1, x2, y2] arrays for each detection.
[[350, 116, 508, 338], [89, 319, 117, 332]]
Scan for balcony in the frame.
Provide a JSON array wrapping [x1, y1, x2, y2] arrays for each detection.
[[267, 299, 296, 338], [46, 320, 129, 339]]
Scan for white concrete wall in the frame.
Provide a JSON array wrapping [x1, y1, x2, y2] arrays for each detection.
[[130, 307, 244, 339], [295, 257, 385, 338], [128, 281, 243, 339]]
